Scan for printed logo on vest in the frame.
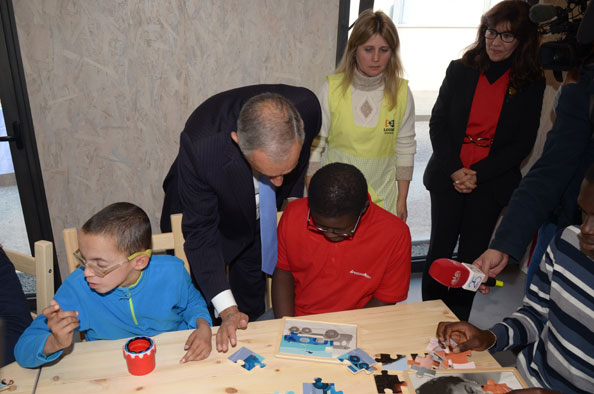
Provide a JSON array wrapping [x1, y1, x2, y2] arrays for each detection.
[[349, 269, 371, 279], [384, 119, 395, 134]]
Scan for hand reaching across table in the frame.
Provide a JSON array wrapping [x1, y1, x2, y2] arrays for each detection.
[[215, 306, 248, 353]]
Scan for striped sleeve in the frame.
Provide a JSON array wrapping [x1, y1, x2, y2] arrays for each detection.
[[490, 226, 594, 393], [489, 244, 552, 352]]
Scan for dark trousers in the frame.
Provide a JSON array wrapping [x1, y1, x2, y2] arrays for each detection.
[[227, 228, 265, 322], [1, 247, 33, 367], [422, 185, 504, 321]]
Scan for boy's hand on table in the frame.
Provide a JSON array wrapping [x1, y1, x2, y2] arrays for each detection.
[[180, 318, 212, 363], [216, 306, 248, 353], [436, 321, 496, 352], [43, 300, 79, 355]]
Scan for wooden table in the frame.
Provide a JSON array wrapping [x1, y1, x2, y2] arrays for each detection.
[[0, 360, 40, 394], [26, 301, 499, 393]]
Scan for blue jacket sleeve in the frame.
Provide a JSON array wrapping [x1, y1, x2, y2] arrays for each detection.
[[177, 265, 212, 328], [13, 274, 84, 368], [13, 314, 62, 368]]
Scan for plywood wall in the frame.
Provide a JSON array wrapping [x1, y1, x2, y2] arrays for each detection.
[[13, 1, 338, 277]]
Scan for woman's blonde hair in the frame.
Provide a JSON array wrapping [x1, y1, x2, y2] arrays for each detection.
[[336, 9, 403, 109]]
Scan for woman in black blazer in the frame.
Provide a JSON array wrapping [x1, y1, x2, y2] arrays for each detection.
[[422, 0, 545, 320]]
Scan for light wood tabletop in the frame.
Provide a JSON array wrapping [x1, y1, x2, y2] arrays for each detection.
[[29, 300, 499, 393], [0, 360, 40, 394]]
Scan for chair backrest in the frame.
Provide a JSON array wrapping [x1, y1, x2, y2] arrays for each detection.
[[5, 241, 55, 314], [63, 214, 190, 274]]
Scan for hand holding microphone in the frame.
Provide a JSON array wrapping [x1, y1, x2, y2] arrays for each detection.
[[429, 258, 503, 292]]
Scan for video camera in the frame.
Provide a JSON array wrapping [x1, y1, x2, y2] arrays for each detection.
[[530, 0, 590, 79]]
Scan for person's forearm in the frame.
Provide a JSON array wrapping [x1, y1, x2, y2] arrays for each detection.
[[196, 318, 211, 330], [43, 334, 61, 356], [271, 269, 295, 318], [396, 180, 410, 202]]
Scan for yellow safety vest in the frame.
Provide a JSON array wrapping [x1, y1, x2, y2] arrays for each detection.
[[325, 73, 408, 214]]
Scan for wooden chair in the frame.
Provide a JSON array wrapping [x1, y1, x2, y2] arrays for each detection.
[[63, 213, 190, 274], [5, 241, 55, 314]]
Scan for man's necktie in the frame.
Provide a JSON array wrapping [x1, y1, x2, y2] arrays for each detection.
[[259, 176, 277, 275]]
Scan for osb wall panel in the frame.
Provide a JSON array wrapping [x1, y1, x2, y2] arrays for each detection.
[[13, 1, 338, 277]]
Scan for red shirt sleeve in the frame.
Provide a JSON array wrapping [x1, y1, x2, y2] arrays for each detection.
[[373, 220, 411, 303]]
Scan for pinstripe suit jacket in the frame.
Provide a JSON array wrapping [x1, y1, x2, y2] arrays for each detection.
[[161, 84, 321, 301]]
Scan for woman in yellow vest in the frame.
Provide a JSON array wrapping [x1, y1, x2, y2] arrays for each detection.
[[307, 9, 416, 221]]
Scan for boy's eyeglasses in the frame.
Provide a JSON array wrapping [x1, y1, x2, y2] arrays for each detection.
[[73, 249, 152, 278], [306, 209, 364, 239]]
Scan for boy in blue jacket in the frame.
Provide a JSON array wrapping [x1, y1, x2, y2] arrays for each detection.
[[14, 202, 212, 368]]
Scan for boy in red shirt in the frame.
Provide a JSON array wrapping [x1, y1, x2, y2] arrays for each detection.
[[272, 163, 411, 317]]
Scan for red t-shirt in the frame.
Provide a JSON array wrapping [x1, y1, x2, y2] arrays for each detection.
[[460, 70, 510, 168], [276, 197, 411, 316]]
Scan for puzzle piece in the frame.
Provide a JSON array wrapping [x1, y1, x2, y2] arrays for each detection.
[[302, 377, 343, 394], [434, 349, 473, 369], [410, 353, 440, 370], [227, 347, 266, 371], [374, 353, 408, 371], [373, 370, 407, 393], [408, 353, 439, 378], [429, 336, 454, 353], [452, 361, 476, 369], [426, 337, 440, 352], [0, 379, 15, 393], [482, 379, 512, 393], [410, 364, 436, 378], [337, 348, 376, 374], [281, 332, 334, 358]]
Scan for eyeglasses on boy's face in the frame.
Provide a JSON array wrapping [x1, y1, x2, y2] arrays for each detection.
[[73, 249, 152, 278], [306, 209, 364, 239], [484, 28, 515, 43]]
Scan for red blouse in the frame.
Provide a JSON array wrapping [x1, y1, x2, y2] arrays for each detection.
[[460, 69, 510, 168]]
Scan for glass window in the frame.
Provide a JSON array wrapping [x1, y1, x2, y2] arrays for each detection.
[[375, 0, 503, 26], [370, 0, 503, 258]]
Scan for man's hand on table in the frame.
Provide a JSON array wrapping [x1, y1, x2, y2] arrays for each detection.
[[473, 248, 509, 294], [181, 318, 212, 363], [436, 321, 496, 353], [216, 306, 248, 353]]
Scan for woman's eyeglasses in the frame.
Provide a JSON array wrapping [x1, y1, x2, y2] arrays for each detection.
[[484, 28, 515, 43]]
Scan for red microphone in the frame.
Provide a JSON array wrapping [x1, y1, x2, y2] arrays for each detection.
[[429, 258, 502, 292]]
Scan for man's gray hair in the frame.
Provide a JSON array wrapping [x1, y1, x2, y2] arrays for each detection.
[[236, 93, 305, 162]]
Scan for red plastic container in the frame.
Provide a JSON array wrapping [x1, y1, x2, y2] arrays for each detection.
[[123, 336, 156, 376]]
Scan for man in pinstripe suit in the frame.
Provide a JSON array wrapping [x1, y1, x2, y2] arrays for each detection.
[[161, 84, 321, 353]]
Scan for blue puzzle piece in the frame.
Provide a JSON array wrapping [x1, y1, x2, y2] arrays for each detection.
[[228, 346, 266, 371], [280, 332, 334, 358], [337, 348, 376, 374], [303, 377, 343, 394], [411, 364, 436, 378]]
